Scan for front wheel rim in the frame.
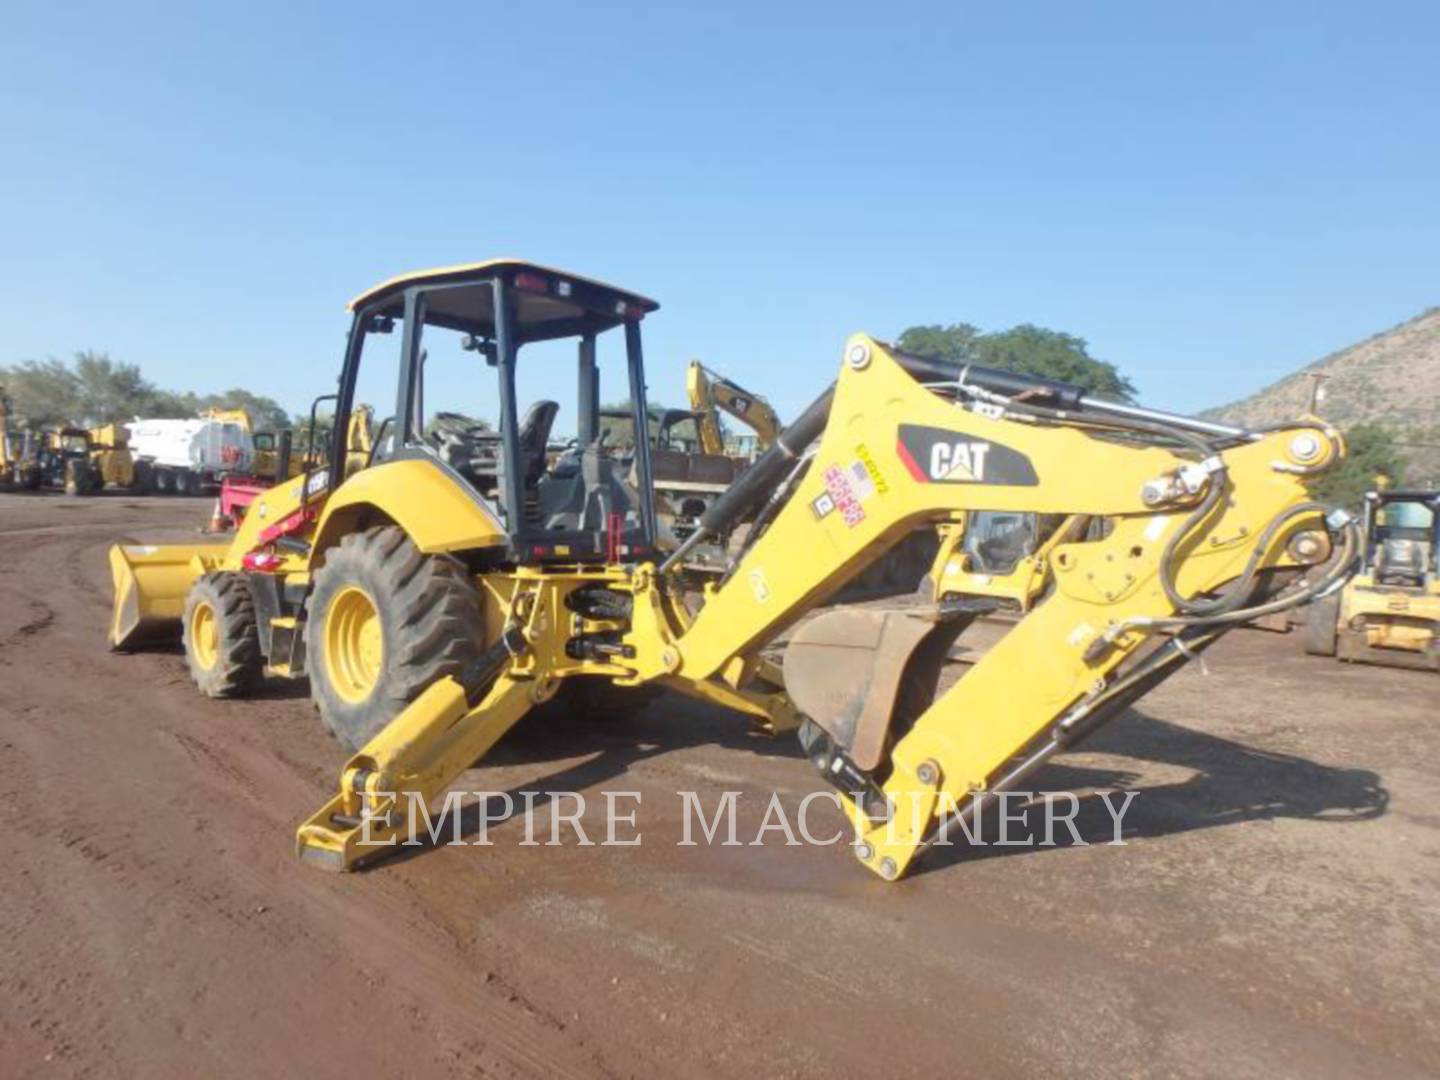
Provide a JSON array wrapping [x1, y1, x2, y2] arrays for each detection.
[[189, 601, 219, 670]]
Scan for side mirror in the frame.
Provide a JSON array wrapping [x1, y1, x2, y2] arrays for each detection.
[[462, 334, 499, 367]]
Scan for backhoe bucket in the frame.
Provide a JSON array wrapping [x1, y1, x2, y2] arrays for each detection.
[[108, 542, 229, 650], [783, 607, 966, 772]]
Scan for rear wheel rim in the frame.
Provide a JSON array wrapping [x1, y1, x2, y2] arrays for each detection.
[[190, 601, 219, 670], [325, 586, 383, 704]]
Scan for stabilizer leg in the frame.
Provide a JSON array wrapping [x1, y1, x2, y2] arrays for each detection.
[[296, 672, 536, 871]]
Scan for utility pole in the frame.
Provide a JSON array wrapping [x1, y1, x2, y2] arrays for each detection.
[[1304, 371, 1330, 414]]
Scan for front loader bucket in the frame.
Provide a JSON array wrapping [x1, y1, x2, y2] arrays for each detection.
[[108, 542, 229, 650]]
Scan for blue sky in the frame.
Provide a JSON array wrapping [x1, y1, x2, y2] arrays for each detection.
[[1, 0, 1436, 429]]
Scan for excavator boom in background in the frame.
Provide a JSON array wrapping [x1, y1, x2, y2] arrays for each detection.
[[106, 260, 1355, 882], [0, 386, 43, 491], [686, 360, 782, 457]]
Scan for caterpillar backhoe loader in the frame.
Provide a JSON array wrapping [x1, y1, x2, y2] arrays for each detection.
[[1304, 487, 1438, 670], [109, 259, 1356, 880]]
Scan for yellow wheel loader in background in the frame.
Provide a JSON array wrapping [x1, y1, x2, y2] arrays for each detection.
[[109, 259, 1356, 880], [1305, 488, 1439, 671], [88, 423, 149, 491], [39, 425, 147, 494]]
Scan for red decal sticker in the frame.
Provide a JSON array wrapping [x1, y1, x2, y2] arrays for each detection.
[[895, 438, 927, 482], [823, 464, 866, 527]]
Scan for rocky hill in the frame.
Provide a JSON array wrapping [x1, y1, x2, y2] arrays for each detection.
[[1206, 307, 1440, 482]]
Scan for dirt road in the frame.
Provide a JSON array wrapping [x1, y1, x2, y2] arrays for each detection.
[[2, 493, 1436, 1078]]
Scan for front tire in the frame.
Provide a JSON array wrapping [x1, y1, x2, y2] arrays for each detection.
[[1304, 594, 1340, 657], [64, 461, 90, 496], [182, 572, 262, 696], [305, 525, 486, 751]]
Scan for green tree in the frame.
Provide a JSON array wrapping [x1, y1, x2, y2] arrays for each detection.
[[896, 322, 1135, 399], [1, 352, 293, 431], [1306, 422, 1406, 509], [73, 350, 166, 423], [1, 358, 82, 425]]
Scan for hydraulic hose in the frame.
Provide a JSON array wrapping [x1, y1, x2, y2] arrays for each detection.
[[659, 385, 833, 574], [1083, 512, 1361, 662], [1159, 499, 1330, 618]]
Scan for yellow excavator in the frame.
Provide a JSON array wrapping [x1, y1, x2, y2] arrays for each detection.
[[108, 259, 1355, 881], [686, 360, 782, 457]]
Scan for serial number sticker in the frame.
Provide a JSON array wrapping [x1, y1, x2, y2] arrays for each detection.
[[854, 443, 889, 494]]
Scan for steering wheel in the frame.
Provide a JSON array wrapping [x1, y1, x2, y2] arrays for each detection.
[[430, 411, 499, 443]]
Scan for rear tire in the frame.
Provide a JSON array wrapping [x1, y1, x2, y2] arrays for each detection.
[[1304, 594, 1340, 657], [174, 469, 194, 497], [182, 572, 262, 697], [133, 460, 154, 493], [305, 525, 486, 752]]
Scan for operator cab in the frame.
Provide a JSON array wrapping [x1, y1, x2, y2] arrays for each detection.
[[1365, 490, 1439, 588], [336, 260, 661, 563]]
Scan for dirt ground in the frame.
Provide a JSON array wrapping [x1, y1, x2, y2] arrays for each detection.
[[2, 493, 1437, 1079]]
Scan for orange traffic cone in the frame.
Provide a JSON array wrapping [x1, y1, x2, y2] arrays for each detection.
[[204, 498, 232, 534]]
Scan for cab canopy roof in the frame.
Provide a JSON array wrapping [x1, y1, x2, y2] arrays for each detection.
[[348, 259, 659, 344]]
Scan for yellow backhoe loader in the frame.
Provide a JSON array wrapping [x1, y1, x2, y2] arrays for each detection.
[[108, 259, 1355, 881], [1304, 487, 1438, 670]]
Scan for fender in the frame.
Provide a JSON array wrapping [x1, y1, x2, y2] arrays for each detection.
[[311, 456, 506, 557]]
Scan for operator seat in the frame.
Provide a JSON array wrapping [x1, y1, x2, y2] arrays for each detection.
[[517, 400, 560, 483], [1375, 538, 1427, 587]]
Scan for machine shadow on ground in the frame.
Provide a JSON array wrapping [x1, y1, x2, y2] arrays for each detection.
[[914, 707, 1389, 876], [370, 688, 806, 867]]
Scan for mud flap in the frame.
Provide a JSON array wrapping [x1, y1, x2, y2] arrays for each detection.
[[108, 542, 229, 650], [783, 607, 966, 772]]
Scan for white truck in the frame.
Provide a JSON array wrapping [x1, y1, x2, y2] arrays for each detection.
[[125, 417, 253, 495]]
